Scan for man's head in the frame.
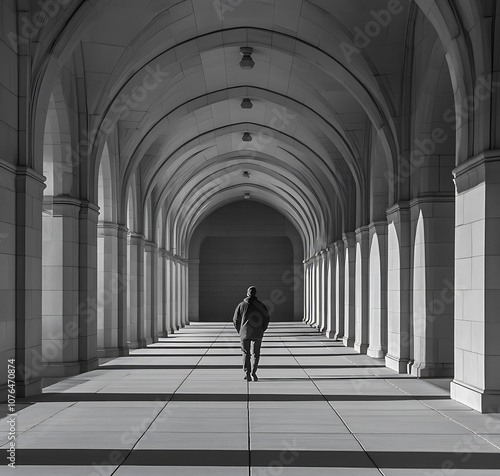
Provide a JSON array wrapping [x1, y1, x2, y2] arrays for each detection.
[[247, 286, 257, 297]]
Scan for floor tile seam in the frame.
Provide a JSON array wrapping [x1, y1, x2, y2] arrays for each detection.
[[280, 330, 386, 476], [382, 381, 500, 451], [109, 322, 231, 476], [10, 399, 80, 435]]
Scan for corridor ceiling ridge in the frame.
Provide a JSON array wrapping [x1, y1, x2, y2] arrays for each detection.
[[33, 0, 413, 256]]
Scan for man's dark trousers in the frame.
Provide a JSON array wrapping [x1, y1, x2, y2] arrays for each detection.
[[241, 338, 262, 376]]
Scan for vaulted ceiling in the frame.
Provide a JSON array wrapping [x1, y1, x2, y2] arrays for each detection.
[[36, 0, 412, 255]]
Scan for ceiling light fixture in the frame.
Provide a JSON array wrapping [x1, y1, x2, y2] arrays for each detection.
[[241, 98, 253, 109], [242, 132, 252, 142], [239, 47, 255, 69], [244, 193, 251, 199]]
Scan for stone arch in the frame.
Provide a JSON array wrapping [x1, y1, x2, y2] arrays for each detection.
[[414, 0, 477, 165]]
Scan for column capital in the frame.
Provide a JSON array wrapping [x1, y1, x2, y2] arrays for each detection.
[[128, 232, 146, 245], [144, 240, 158, 252], [355, 225, 370, 239], [79, 200, 100, 222], [15, 165, 46, 186], [97, 221, 122, 235], [386, 201, 410, 221], [368, 221, 388, 236], [453, 150, 500, 193], [333, 239, 344, 252], [51, 195, 82, 207], [342, 232, 356, 247]]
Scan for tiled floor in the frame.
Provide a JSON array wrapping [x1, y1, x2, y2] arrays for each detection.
[[2, 322, 500, 475]]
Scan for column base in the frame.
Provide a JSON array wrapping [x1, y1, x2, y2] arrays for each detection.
[[334, 331, 343, 340], [80, 357, 99, 373], [128, 340, 143, 349], [143, 337, 153, 346], [367, 347, 385, 359], [168, 328, 176, 334], [12, 378, 43, 398], [158, 331, 168, 338], [342, 336, 354, 347], [42, 361, 82, 378], [326, 330, 337, 339], [354, 342, 368, 354], [97, 347, 129, 358], [451, 380, 500, 413], [410, 362, 454, 378], [385, 354, 409, 374]]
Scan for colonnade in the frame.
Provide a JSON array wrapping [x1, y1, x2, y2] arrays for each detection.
[[40, 210, 189, 378], [303, 178, 500, 413]]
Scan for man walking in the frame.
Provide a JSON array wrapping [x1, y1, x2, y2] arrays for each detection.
[[233, 286, 270, 381]]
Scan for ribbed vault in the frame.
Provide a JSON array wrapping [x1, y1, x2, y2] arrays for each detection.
[[30, 0, 416, 259]]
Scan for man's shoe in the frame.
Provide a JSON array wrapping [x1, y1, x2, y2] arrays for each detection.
[[252, 373, 258, 381], [244, 373, 251, 380]]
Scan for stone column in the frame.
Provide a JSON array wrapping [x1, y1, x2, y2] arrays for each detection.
[[293, 259, 304, 320], [143, 240, 158, 344], [143, 241, 153, 345], [97, 222, 128, 357], [451, 152, 500, 412], [325, 247, 336, 339], [385, 203, 411, 373], [0, 162, 17, 400], [181, 263, 188, 327], [42, 196, 81, 378], [354, 226, 370, 354], [315, 253, 321, 329], [15, 167, 45, 397], [78, 201, 100, 372], [127, 233, 145, 348], [410, 197, 455, 377], [166, 257, 174, 333], [320, 250, 328, 332], [97, 222, 129, 357], [367, 222, 388, 359], [116, 225, 129, 354], [172, 260, 180, 330], [304, 261, 311, 324], [302, 260, 308, 323], [316, 253, 323, 328], [334, 240, 345, 341], [157, 249, 167, 337], [189, 258, 200, 322], [304, 261, 310, 324], [342, 232, 356, 347]]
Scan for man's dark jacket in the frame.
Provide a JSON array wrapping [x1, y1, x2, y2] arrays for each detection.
[[233, 296, 270, 339]]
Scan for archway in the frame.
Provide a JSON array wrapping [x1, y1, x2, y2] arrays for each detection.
[[189, 201, 303, 322]]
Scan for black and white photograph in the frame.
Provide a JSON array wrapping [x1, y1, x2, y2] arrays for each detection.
[[1, 0, 500, 474]]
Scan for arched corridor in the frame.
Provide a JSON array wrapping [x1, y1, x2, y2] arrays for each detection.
[[1, 0, 500, 471]]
